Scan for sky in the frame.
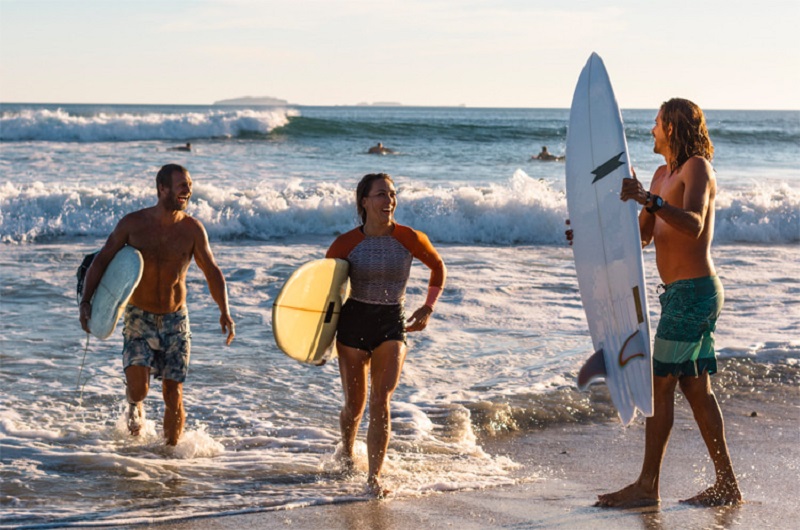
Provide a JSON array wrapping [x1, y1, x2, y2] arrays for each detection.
[[1, 0, 798, 109]]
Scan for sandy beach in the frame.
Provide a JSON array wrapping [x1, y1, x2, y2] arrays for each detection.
[[147, 359, 799, 529]]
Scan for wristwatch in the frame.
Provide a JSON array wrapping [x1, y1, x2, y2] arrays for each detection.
[[646, 193, 665, 214]]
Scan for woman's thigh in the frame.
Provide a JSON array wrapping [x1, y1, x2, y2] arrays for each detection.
[[337, 342, 371, 405], [369, 341, 407, 400]]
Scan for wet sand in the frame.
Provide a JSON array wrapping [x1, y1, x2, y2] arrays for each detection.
[[148, 363, 799, 529]]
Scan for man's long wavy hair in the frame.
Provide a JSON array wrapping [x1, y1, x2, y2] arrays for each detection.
[[661, 98, 714, 171]]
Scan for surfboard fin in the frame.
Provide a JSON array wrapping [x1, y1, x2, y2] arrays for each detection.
[[577, 348, 606, 391]]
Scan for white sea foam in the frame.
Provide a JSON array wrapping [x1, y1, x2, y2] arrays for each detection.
[[2, 172, 797, 244], [2, 236, 798, 527], [0, 108, 296, 141]]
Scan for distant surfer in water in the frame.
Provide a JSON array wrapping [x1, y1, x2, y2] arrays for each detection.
[[168, 142, 192, 152], [325, 173, 446, 498], [587, 98, 742, 507], [532, 145, 564, 161], [367, 142, 395, 155], [79, 164, 235, 446]]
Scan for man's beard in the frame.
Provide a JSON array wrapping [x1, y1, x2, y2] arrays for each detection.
[[167, 191, 188, 211]]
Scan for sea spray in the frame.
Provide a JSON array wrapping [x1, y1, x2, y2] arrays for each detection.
[[0, 108, 297, 142]]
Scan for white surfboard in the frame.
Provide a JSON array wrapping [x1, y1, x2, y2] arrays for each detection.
[[565, 53, 653, 426], [272, 258, 349, 365], [88, 246, 144, 340]]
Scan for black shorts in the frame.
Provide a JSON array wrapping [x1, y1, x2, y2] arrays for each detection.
[[336, 299, 407, 352]]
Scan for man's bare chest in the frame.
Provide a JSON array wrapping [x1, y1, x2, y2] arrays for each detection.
[[128, 225, 194, 263], [654, 173, 684, 208]]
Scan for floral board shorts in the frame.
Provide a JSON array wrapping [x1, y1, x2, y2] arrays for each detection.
[[653, 276, 723, 378], [122, 305, 191, 383]]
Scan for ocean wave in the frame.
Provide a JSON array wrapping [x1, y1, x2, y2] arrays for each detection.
[[0, 108, 296, 142], [274, 115, 567, 142], [715, 183, 800, 243], [623, 122, 800, 146], [1, 172, 797, 244]]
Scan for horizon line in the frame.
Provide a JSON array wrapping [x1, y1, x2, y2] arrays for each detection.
[[1, 101, 798, 112]]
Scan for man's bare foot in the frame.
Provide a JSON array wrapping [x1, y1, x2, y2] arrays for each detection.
[[127, 402, 143, 436], [596, 482, 660, 508], [680, 484, 743, 506], [366, 476, 391, 500]]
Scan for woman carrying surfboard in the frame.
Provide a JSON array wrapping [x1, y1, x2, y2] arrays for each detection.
[[325, 173, 447, 498]]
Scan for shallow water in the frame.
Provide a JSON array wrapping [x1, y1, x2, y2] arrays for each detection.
[[1, 105, 798, 527]]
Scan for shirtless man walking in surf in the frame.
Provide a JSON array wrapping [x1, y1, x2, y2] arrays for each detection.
[[79, 163, 235, 446], [597, 98, 742, 507]]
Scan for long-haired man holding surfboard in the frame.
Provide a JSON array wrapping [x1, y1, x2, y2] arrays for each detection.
[[596, 99, 742, 507], [79, 163, 235, 446]]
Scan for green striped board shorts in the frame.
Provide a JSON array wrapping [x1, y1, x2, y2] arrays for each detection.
[[653, 276, 723, 378]]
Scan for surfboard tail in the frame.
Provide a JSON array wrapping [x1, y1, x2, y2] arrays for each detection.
[[577, 348, 606, 391]]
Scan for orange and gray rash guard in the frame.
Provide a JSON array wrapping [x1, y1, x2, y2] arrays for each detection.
[[326, 224, 446, 305]]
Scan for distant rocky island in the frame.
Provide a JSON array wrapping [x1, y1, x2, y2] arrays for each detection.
[[213, 96, 289, 106], [356, 101, 403, 107]]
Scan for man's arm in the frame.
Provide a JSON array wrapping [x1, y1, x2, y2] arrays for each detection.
[[79, 220, 130, 332], [648, 157, 713, 238], [638, 207, 656, 248], [620, 168, 656, 248], [192, 221, 235, 345]]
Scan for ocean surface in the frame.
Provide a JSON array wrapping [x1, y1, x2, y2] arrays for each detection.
[[1, 103, 798, 527]]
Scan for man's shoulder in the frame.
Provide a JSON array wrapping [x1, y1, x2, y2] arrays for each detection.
[[177, 214, 207, 237], [684, 156, 714, 171], [117, 208, 151, 228], [679, 156, 714, 181]]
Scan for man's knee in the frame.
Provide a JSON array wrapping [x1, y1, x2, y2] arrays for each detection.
[[162, 380, 183, 408], [125, 366, 150, 402]]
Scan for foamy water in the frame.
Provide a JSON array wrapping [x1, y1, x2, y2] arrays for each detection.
[[1, 105, 798, 527], [1, 171, 798, 244]]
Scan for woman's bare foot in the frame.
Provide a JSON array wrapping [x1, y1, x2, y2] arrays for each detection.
[[337, 453, 356, 476], [126, 402, 143, 437], [680, 484, 743, 506], [366, 476, 391, 500], [596, 482, 660, 508]]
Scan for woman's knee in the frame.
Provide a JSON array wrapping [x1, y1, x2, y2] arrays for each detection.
[[342, 395, 367, 419], [368, 388, 394, 416]]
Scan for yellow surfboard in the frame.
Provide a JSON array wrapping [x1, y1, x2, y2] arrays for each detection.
[[272, 258, 349, 365]]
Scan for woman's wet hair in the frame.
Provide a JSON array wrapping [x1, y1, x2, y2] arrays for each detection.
[[356, 173, 394, 225]]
